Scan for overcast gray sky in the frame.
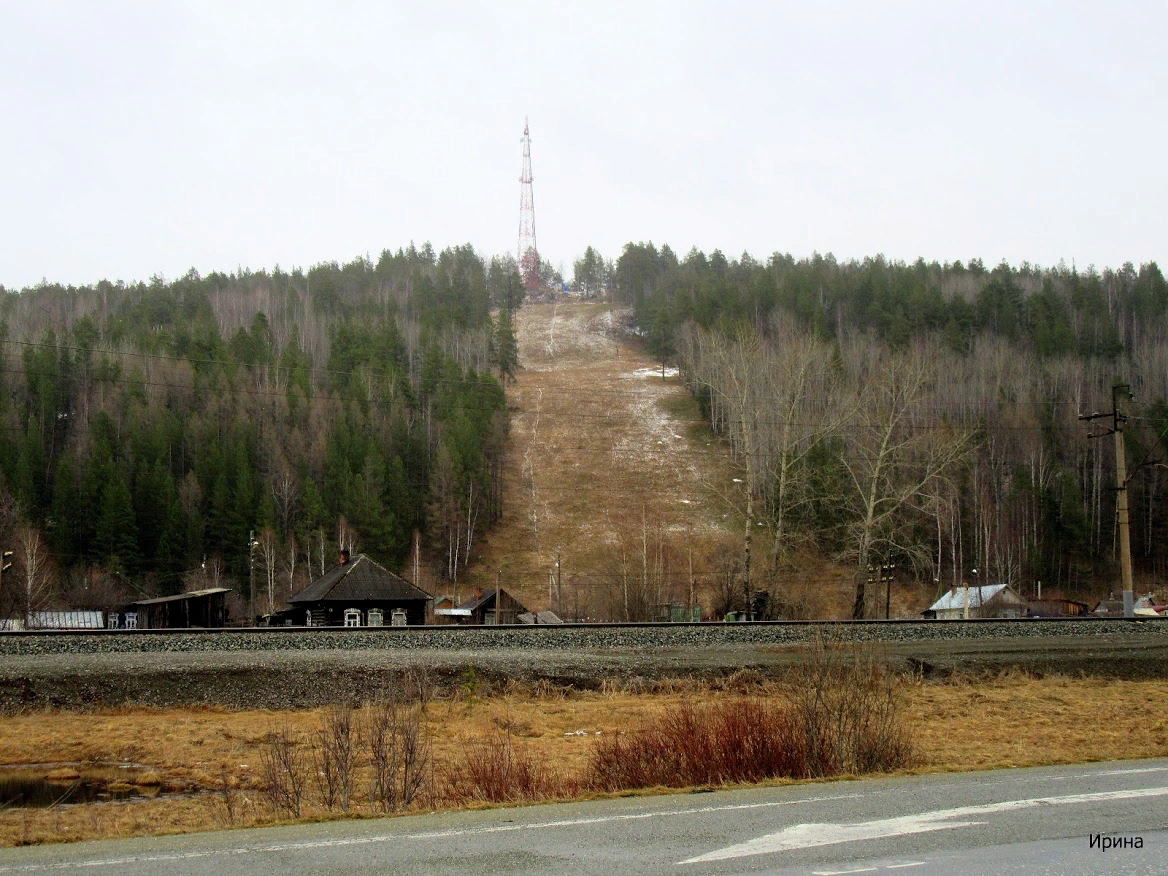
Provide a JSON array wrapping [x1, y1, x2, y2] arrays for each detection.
[[2, 0, 1164, 289]]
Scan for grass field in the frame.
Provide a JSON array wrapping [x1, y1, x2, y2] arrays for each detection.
[[1, 673, 1166, 847]]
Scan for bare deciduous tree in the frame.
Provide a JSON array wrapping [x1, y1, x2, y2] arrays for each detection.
[[16, 525, 53, 621], [839, 351, 975, 618], [257, 528, 279, 616]]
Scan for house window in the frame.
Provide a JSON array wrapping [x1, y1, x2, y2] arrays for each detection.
[[344, 608, 361, 627]]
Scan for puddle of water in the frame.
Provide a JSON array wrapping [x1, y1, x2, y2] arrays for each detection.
[[0, 764, 162, 808]]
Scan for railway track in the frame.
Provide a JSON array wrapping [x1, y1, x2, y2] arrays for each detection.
[[0, 614, 1164, 646], [1, 617, 1164, 712]]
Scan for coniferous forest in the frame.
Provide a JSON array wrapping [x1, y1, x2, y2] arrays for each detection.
[[610, 245, 1168, 616], [0, 245, 522, 619], [4, 240, 1168, 621]]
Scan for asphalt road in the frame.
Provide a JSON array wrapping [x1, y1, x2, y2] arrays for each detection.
[[1, 760, 1165, 875]]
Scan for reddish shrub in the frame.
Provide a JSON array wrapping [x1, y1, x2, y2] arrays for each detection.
[[588, 699, 810, 792], [444, 731, 575, 804]]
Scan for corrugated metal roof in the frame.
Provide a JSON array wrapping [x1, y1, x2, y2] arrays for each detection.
[[132, 588, 231, 606], [289, 554, 432, 604], [928, 583, 1011, 612]]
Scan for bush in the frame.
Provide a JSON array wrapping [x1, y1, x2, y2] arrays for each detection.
[[365, 672, 432, 813], [259, 724, 308, 818], [444, 731, 574, 803], [589, 640, 915, 793], [589, 699, 807, 791], [789, 637, 915, 776]]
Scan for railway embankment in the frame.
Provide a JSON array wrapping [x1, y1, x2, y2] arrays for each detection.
[[1, 619, 1165, 712]]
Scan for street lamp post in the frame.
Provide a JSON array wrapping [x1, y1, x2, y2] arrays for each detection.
[[248, 530, 259, 627]]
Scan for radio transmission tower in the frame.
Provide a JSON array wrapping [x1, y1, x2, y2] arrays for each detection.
[[517, 117, 540, 292]]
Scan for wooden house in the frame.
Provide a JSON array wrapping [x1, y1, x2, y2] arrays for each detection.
[[455, 587, 528, 625], [1027, 598, 1090, 618], [923, 583, 1027, 620], [288, 552, 432, 627], [124, 588, 231, 629]]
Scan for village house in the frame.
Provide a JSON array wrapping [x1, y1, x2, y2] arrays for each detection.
[[119, 588, 232, 629], [923, 583, 1027, 620], [287, 550, 432, 627], [438, 586, 529, 625]]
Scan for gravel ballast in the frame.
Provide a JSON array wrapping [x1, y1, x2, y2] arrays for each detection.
[[1, 619, 1165, 712]]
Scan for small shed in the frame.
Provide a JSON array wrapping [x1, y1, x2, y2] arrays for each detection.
[[127, 588, 231, 629], [924, 583, 1027, 620], [1028, 598, 1090, 618], [457, 587, 528, 625], [288, 552, 432, 627]]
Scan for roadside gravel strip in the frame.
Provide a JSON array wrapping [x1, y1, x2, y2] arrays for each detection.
[[0, 620, 1165, 712]]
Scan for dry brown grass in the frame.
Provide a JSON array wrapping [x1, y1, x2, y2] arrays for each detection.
[[909, 671, 1168, 770], [1, 674, 1166, 846]]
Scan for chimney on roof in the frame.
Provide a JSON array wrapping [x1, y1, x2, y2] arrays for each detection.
[[474, 585, 484, 600], [339, 548, 350, 566]]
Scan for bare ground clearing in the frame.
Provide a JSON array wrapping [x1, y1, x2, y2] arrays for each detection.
[[466, 302, 747, 616]]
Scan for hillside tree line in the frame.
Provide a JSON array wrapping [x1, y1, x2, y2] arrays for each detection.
[[0, 245, 523, 620], [600, 242, 1168, 617]]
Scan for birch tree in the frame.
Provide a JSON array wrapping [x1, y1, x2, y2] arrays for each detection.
[[17, 525, 53, 620], [258, 527, 279, 616], [840, 351, 976, 618]]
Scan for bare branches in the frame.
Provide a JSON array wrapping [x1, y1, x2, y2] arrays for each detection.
[[16, 525, 53, 619], [259, 724, 308, 818], [312, 705, 355, 812], [838, 352, 975, 617], [366, 674, 432, 813]]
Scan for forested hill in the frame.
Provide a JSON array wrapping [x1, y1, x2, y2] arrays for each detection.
[[0, 245, 523, 617], [612, 244, 1168, 617]]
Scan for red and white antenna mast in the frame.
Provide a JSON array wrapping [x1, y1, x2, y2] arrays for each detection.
[[517, 116, 540, 292]]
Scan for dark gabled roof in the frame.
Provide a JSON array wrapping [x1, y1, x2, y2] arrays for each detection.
[[457, 588, 529, 614], [458, 588, 498, 612], [289, 554, 432, 604]]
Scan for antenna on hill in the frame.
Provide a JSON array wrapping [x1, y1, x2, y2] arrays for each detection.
[[518, 117, 540, 292]]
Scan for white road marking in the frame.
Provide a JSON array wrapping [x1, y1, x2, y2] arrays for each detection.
[[1098, 766, 1168, 776], [884, 864, 926, 870], [812, 867, 877, 875], [679, 785, 1168, 864], [0, 793, 863, 872]]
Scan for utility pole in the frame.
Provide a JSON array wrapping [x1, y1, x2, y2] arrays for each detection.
[[0, 550, 11, 624], [248, 530, 259, 627], [883, 557, 896, 619], [1080, 383, 1134, 617], [555, 551, 561, 611], [868, 558, 896, 619]]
